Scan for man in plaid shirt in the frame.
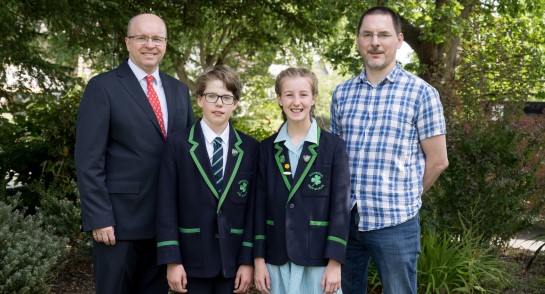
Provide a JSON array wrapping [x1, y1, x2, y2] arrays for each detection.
[[330, 6, 449, 294]]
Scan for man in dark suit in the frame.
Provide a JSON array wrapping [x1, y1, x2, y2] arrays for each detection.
[[75, 13, 194, 293]]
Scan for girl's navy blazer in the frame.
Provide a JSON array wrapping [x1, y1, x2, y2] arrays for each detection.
[[253, 128, 350, 267], [156, 120, 258, 278]]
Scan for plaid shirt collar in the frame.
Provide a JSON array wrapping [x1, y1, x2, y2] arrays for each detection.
[[357, 62, 402, 85]]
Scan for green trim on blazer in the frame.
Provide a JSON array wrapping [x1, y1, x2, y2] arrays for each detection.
[[230, 228, 244, 234], [157, 240, 179, 247], [273, 128, 321, 206], [178, 227, 200, 233], [310, 221, 330, 226], [188, 124, 245, 214], [327, 236, 347, 246]]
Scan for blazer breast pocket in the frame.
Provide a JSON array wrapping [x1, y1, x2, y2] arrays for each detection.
[[301, 166, 330, 197], [229, 172, 253, 205]]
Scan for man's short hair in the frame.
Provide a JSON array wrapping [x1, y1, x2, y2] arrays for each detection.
[[357, 6, 402, 35]]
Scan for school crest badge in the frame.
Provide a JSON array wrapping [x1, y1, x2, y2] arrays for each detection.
[[237, 180, 249, 197], [307, 172, 325, 191]]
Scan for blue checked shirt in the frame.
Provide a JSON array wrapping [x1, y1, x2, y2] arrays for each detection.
[[330, 63, 446, 231]]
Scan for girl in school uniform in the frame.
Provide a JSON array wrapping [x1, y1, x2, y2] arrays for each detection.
[[253, 68, 350, 294]]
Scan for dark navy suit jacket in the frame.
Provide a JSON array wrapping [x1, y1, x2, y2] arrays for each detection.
[[156, 121, 258, 278], [75, 61, 194, 240], [254, 128, 350, 266]]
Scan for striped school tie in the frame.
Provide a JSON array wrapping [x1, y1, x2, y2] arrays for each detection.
[[212, 137, 223, 192]]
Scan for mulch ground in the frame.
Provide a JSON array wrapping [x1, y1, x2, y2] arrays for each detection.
[[501, 248, 545, 293], [50, 247, 545, 293], [50, 248, 95, 294]]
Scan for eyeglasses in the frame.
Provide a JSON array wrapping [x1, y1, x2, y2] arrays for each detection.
[[127, 35, 167, 46], [202, 93, 236, 105], [358, 32, 395, 41]]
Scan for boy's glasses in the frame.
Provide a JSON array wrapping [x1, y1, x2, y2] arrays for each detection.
[[202, 93, 236, 105]]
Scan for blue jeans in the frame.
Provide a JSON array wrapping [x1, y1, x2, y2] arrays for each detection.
[[341, 208, 420, 294]]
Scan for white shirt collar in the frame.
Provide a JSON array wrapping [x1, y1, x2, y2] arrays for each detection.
[[200, 119, 230, 145], [127, 59, 162, 87]]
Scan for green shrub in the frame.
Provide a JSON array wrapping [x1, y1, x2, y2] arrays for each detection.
[[0, 88, 81, 190], [30, 177, 90, 250], [366, 262, 381, 293], [425, 120, 543, 247], [365, 221, 511, 293], [418, 221, 510, 293], [0, 197, 68, 293]]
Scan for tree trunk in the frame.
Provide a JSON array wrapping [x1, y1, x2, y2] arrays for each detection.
[[401, 1, 474, 85]]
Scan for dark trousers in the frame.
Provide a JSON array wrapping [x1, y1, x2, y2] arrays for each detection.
[[181, 275, 235, 294], [93, 238, 167, 294]]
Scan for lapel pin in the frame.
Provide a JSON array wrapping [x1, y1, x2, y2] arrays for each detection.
[[231, 148, 239, 157], [283, 165, 291, 176], [279, 155, 285, 163], [303, 155, 311, 162]]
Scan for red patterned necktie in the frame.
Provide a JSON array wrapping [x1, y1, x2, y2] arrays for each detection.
[[145, 75, 166, 139]]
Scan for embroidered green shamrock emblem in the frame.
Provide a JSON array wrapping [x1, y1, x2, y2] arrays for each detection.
[[311, 174, 322, 186], [237, 180, 249, 197], [239, 181, 248, 193], [307, 172, 325, 191]]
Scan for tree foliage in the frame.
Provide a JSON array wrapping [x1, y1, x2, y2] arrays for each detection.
[[423, 1, 545, 245], [321, 0, 545, 91], [0, 88, 80, 186], [2, 0, 545, 252]]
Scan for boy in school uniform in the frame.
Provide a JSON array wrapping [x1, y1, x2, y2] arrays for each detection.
[[156, 65, 258, 294]]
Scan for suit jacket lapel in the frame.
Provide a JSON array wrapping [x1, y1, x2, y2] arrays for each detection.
[[188, 122, 220, 200], [216, 126, 244, 213], [160, 71, 175, 137], [118, 62, 164, 139]]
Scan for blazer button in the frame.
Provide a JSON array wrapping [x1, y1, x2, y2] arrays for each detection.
[[289, 203, 295, 208], [215, 233, 220, 238]]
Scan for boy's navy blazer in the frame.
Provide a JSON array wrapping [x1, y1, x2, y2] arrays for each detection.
[[254, 128, 350, 267], [75, 61, 194, 240], [156, 120, 258, 278]]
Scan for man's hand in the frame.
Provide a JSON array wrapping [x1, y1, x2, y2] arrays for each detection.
[[92, 226, 116, 245]]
